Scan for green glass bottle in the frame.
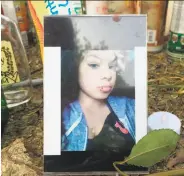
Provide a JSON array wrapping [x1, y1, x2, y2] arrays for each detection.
[[1, 86, 10, 136]]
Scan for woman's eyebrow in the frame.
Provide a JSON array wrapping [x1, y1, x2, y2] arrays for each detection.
[[86, 54, 101, 60], [86, 54, 117, 63]]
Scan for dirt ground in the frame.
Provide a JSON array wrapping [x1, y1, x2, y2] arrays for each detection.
[[1, 45, 184, 176]]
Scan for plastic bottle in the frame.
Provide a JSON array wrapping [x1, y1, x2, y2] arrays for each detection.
[[167, 1, 184, 59], [141, 1, 167, 52]]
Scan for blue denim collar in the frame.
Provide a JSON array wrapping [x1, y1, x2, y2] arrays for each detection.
[[69, 96, 127, 124]]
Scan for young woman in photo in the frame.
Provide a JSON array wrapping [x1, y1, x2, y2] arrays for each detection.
[[61, 49, 135, 153]]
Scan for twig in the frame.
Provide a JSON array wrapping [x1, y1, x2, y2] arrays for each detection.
[[148, 84, 183, 88], [31, 67, 43, 75], [147, 168, 184, 176], [3, 78, 43, 90]]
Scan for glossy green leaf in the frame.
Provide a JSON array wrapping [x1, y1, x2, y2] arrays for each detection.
[[113, 129, 180, 175], [127, 129, 180, 167]]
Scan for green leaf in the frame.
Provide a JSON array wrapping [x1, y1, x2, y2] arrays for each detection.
[[113, 129, 180, 175], [127, 129, 179, 167]]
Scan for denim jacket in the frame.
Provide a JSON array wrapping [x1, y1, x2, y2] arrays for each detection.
[[61, 96, 135, 151]]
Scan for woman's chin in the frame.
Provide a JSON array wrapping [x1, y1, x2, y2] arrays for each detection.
[[92, 92, 111, 100]]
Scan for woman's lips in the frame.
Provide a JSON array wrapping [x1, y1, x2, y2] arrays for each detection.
[[98, 86, 113, 93]]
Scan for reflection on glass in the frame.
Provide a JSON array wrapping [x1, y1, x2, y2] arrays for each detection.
[[1, 15, 32, 108]]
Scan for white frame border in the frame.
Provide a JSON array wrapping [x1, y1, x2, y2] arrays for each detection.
[[44, 47, 61, 155]]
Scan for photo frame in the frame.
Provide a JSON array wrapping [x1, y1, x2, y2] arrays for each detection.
[[44, 15, 148, 174]]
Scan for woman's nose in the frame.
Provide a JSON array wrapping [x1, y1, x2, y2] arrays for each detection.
[[101, 67, 112, 81]]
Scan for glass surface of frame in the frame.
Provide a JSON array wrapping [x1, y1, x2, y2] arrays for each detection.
[[44, 15, 147, 174]]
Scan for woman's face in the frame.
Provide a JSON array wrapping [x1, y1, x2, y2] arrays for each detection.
[[78, 50, 117, 100]]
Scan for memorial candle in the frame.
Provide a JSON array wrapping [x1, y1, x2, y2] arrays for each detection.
[[148, 111, 181, 135]]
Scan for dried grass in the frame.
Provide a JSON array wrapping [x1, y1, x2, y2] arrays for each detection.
[[148, 51, 184, 174]]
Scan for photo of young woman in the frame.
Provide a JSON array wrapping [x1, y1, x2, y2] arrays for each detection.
[[61, 49, 135, 153], [44, 16, 147, 173]]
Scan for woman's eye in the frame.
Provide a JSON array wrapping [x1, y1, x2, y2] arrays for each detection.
[[109, 65, 116, 70], [88, 64, 99, 69]]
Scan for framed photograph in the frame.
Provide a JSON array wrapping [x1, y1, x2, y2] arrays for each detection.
[[44, 15, 148, 174]]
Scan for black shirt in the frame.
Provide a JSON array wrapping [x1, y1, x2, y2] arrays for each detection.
[[44, 108, 138, 172], [86, 110, 135, 153]]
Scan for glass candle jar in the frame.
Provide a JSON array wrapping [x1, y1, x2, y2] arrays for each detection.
[[1, 15, 32, 108]]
